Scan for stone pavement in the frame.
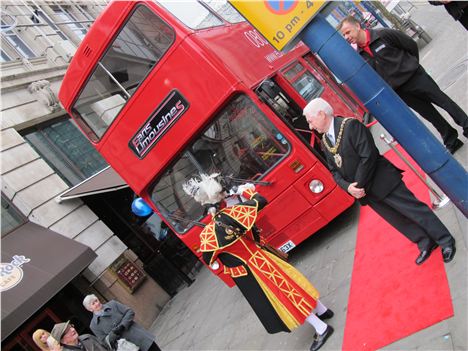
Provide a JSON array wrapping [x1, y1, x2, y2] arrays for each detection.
[[150, 3, 467, 350]]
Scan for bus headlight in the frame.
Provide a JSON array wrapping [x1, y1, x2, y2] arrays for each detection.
[[309, 179, 324, 193], [210, 261, 220, 270]]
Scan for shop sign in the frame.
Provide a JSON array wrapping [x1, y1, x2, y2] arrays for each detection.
[[0, 255, 31, 292]]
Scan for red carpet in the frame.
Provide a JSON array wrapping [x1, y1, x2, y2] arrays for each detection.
[[342, 146, 454, 351]]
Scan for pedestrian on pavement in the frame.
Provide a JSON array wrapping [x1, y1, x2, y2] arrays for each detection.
[[46, 336, 62, 351], [182, 173, 334, 351], [50, 321, 108, 351], [303, 98, 456, 265], [83, 295, 161, 351], [338, 16, 468, 154], [32, 329, 52, 351], [429, 1, 468, 30]]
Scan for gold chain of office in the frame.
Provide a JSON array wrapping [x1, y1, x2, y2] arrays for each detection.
[[322, 118, 352, 154]]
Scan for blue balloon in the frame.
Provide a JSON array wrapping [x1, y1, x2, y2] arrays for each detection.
[[131, 197, 153, 217]]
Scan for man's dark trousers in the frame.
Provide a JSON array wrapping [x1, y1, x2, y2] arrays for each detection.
[[366, 182, 455, 251], [396, 67, 468, 148]]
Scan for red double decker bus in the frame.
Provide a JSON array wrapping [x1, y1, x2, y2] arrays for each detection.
[[59, 1, 366, 284]]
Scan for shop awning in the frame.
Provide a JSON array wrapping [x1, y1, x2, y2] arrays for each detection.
[[1, 222, 97, 340], [56, 166, 128, 202]]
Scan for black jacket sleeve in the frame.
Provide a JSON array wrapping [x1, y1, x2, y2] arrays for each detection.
[[326, 150, 351, 192], [349, 120, 379, 190], [381, 28, 419, 60]]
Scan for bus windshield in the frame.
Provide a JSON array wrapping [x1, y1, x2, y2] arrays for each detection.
[[71, 4, 175, 141], [149, 94, 291, 233]]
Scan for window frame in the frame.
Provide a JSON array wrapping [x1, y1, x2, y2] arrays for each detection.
[[51, 5, 88, 39], [1, 30, 38, 60], [21, 117, 108, 186], [148, 94, 292, 234], [70, 3, 176, 143]]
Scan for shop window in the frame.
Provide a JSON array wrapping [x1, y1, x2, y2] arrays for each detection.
[[1, 30, 37, 60], [51, 6, 87, 39], [1, 49, 12, 62], [22, 118, 108, 186], [30, 7, 68, 41], [1, 195, 26, 237]]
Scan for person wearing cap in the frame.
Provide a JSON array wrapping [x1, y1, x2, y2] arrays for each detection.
[[83, 294, 160, 351], [50, 321, 108, 351]]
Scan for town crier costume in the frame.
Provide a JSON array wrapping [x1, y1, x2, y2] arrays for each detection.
[[183, 173, 335, 351]]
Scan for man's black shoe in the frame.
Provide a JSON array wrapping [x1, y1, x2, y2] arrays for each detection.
[[442, 245, 456, 263], [317, 309, 334, 320], [447, 139, 463, 154], [415, 244, 437, 265], [310, 325, 334, 351]]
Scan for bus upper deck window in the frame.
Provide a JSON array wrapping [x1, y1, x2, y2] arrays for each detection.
[[203, 0, 245, 24], [149, 95, 291, 234], [158, 1, 223, 29], [283, 62, 324, 102], [71, 5, 175, 140]]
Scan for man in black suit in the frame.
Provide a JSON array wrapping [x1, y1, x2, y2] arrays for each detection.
[[339, 16, 467, 154], [303, 98, 456, 265]]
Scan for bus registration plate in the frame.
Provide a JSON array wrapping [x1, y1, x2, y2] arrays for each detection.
[[279, 240, 296, 253]]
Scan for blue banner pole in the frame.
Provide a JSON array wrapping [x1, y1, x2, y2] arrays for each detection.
[[300, 14, 467, 216]]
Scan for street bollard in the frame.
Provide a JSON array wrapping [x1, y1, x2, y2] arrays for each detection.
[[380, 133, 450, 209]]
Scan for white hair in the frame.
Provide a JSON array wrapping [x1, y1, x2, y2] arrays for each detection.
[[182, 173, 224, 207], [82, 294, 98, 311], [303, 98, 334, 119]]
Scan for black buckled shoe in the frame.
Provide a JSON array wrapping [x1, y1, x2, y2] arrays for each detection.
[[317, 309, 334, 320], [447, 139, 464, 154], [442, 245, 456, 263], [415, 244, 437, 265], [310, 325, 334, 351]]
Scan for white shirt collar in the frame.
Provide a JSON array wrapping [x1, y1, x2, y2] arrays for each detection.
[[326, 119, 335, 143]]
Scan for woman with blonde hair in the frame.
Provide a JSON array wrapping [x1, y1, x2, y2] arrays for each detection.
[[32, 329, 51, 351]]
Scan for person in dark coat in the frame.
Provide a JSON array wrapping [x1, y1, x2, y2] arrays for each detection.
[[182, 173, 335, 351], [339, 16, 468, 154], [83, 295, 160, 351], [303, 98, 456, 265], [429, 1, 468, 30], [50, 321, 108, 351]]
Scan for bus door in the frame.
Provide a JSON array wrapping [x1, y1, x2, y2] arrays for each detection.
[[255, 79, 324, 158]]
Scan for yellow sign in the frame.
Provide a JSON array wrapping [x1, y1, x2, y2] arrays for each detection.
[[229, 0, 327, 51]]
